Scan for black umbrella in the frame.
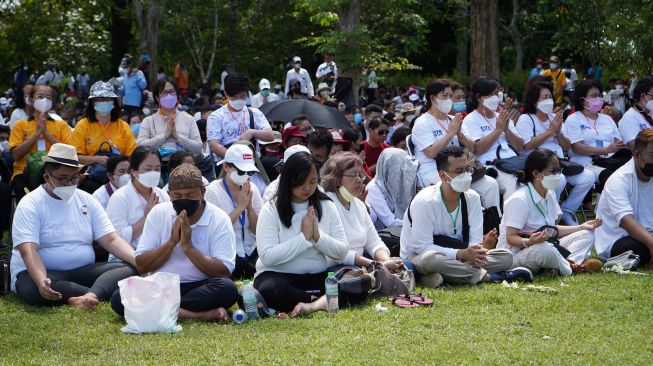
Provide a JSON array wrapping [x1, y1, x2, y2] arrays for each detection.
[[258, 99, 351, 130]]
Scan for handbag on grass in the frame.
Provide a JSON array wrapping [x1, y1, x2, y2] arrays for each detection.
[[604, 250, 640, 271], [367, 261, 414, 297]]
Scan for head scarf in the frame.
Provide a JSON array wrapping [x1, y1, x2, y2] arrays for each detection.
[[371, 148, 417, 228]]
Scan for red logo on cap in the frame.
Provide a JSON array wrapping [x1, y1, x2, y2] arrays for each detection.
[[243, 153, 253, 160]]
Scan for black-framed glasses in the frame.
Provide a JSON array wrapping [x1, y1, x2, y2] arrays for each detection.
[[160, 90, 177, 96], [236, 168, 256, 177], [377, 129, 389, 136], [49, 173, 81, 185]]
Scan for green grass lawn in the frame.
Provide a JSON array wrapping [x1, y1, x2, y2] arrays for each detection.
[[1, 272, 652, 365]]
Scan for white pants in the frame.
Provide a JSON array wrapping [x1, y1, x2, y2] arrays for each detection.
[[419, 167, 501, 213], [584, 164, 606, 182], [554, 168, 595, 215], [488, 165, 519, 200], [511, 230, 595, 276]]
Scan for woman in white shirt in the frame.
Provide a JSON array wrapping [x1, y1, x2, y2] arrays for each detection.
[[92, 154, 130, 209], [136, 79, 202, 161], [515, 81, 595, 225], [321, 152, 403, 272], [618, 77, 653, 151], [413, 79, 502, 211], [461, 77, 524, 200], [365, 147, 416, 229], [563, 79, 625, 181], [254, 152, 350, 317], [498, 149, 602, 276], [205, 144, 263, 279], [106, 146, 169, 254]]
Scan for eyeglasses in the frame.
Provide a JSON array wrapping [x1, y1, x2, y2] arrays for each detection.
[[236, 168, 256, 176], [377, 129, 389, 136], [545, 168, 562, 175], [342, 173, 366, 181], [446, 167, 474, 175], [160, 90, 177, 96], [49, 173, 81, 185]]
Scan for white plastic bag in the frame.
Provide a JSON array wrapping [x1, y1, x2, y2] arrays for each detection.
[[118, 272, 183, 334]]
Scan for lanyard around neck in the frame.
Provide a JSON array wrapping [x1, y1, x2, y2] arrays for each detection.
[[527, 183, 549, 224], [440, 185, 461, 236], [222, 178, 246, 241]]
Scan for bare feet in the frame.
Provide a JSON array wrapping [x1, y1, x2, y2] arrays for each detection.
[[68, 293, 99, 310], [179, 307, 229, 322], [290, 296, 327, 318]]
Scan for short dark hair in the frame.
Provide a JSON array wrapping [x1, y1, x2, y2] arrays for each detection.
[[276, 152, 331, 228], [367, 117, 387, 130], [85, 98, 121, 122], [572, 80, 603, 111], [435, 146, 466, 172], [633, 76, 653, 103], [523, 81, 554, 115], [224, 73, 249, 97], [306, 130, 333, 156], [153, 78, 179, 103], [129, 145, 161, 171], [107, 154, 129, 175], [469, 77, 499, 110], [515, 148, 558, 184], [291, 115, 309, 126], [390, 126, 410, 147], [0, 124, 10, 135], [364, 104, 383, 116], [168, 151, 193, 172]]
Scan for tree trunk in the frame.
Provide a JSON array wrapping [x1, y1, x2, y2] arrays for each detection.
[[470, 0, 500, 79], [337, 0, 361, 105], [509, 0, 523, 71], [455, 4, 469, 76], [110, 0, 132, 77], [133, 0, 159, 86]]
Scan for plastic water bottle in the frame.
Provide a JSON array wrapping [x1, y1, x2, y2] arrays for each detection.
[[242, 280, 259, 321], [232, 309, 247, 324], [325, 272, 339, 315]]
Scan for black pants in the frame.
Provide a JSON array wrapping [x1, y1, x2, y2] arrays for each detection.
[[0, 181, 11, 233], [110, 277, 238, 316], [10, 173, 27, 203], [232, 250, 258, 280], [15, 262, 137, 306], [611, 236, 651, 266], [253, 271, 366, 313]]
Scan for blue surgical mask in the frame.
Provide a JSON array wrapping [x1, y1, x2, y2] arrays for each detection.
[[354, 113, 363, 124], [452, 101, 466, 113], [94, 101, 114, 116]]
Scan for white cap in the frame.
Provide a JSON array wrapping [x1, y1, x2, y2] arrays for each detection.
[[259, 78, 271, 91], [316, 82, 330, 93], [283, 144, 310, 163], [224, 145, 259, 172], [408, 93, 419, 102], [292, 56, 301, 63]]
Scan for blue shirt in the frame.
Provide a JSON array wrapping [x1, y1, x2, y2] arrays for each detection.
[[118, 70, 147, 107]]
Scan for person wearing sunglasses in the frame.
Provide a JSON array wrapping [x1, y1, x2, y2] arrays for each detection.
[[363, 117, 390, 176], [498, 149, 602, 276], [205, 144, 263, 280]]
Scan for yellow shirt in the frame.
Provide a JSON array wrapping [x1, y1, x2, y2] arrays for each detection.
[[544, 69, 567, 105], [9, 118, 73, 179], [71, 118, 136, 156]]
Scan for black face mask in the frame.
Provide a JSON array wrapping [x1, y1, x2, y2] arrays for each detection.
[[640, 161, 653, 177], [172, 199, 200, 216]]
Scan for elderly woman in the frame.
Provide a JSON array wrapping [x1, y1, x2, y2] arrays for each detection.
[[365, 148, 417, 230], [321, 152, 404, 272], [136, 78, 202, 162], [10, 143, 137, 309], [71, 81, 137, 166]]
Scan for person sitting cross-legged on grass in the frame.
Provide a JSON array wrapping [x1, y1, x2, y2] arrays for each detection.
[[110, 164, 239, 322], [498, 149, 602, 276], [11, 143, 138, 309], [254, 152, 351, 317], [400, 146, 533, 287]]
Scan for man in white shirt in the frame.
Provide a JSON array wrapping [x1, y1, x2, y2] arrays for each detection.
[[284, 56, 315, 98], [400, 146, 532, 287], [111, 164, 238, 322], [315, 53, 338, 91], [618, 76, 653, 151], [251, 78, 279, 109], [207, 73, 274, 162], [595, 129, 653, 267]]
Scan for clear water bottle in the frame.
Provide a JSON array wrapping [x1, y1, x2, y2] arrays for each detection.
[[242, 280, 259, 321], [325, 272, 339, 315], [232, 309, 247, 324]]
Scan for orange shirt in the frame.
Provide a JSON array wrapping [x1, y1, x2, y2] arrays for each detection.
[[544, 68, 567, 105], [174, 65, 189, 89], [9, 118, 73, 179], [71, 118, 136, 156]]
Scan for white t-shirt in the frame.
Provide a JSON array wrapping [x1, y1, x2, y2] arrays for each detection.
[[8, 108, 28, 128], [136, 201, 237, 282], [497, 183, 562, 254], [400, 183, 483, 259], [106, 180, 170, 248], [284, 68, 315, 97], [412, 112, 459, 175], [462, 110, 518, 165], [206, 106, 271, 160], [563, 111, 622, 166], [92, 182, 119, 210], [365, 179, 404, 229], [515, 113, 566, 158], [262, 177, 279, 202], [325, 192, 389, 266], [595, 159, 653, 259], [10, 186, 115, 291], [204, 179, 263, 258], [618, 107, 652, 145], [316, 62, 338, 80], [250, 92, 279, 109]]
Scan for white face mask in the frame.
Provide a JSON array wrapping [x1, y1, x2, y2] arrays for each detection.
[[405, 114, 416, 123], [445, 172, 472, 193], [320, 90, 330, 98], [137, 171, 160, 188], [537, 98, 555, 114], [436, 98, 453, 114], [482, 95, 501, 111], [338, 185, 356, 203], [644, 97, 653, 115], [115, 174, 131, 188], [33, 98, 53, 113], [615, 85, 624, 90], [497, 91, 504, 101], [228, 99, 246, 111], [49, 181, 76, 202], [541, 173, 562, 191], [230, 170, 250, 186]]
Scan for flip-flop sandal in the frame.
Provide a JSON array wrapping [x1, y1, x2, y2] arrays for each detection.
[[398, 293, 433, 306], [391, 296, 420, 308]]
